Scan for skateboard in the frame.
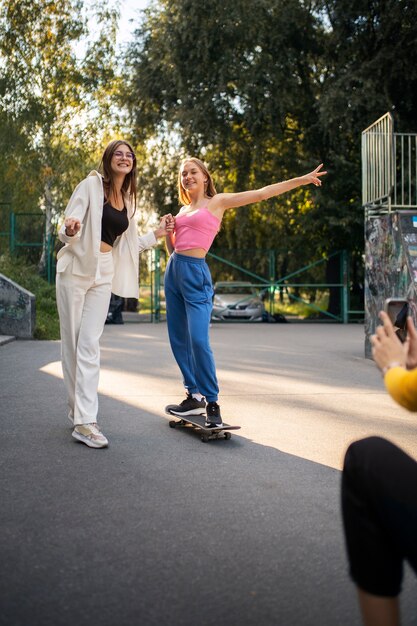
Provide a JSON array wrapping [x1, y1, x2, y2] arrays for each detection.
[[166, 412, 240, 442]]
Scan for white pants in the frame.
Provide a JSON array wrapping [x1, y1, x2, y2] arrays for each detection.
[[56, 251, 113, 425]]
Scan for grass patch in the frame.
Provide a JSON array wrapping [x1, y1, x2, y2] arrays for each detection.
[[0, 253, 60, 340], [138, 288, 166, 316], [269, 290, 330, 318]]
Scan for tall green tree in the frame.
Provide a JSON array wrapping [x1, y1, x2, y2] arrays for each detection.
[[124, 0, 325, 276], [124, 0, 417, 312], [0, 0, 120, 268], [307, 0, 417, 311]]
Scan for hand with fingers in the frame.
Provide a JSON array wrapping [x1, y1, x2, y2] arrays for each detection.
[[154, 214, 175, 238], [405, 316, 417, 370], [64, 217, 81, 237], [302, 163, 327, 187], [371, 310, 408, 374], [164, 214, 175, 232]]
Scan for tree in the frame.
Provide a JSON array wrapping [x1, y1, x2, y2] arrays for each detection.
[[123, 0, 417, 315], [124, 0, 325, 270], [0, 0, 120, 270], [307, 0, 417, 312]]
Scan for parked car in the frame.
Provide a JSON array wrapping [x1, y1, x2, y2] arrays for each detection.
[[212, 281, 264, 321]]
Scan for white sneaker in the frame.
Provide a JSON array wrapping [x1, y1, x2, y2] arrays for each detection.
[[72, 423, 109, 448]]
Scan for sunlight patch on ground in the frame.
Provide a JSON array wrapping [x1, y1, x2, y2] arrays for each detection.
[[39, 360, 417, 471]]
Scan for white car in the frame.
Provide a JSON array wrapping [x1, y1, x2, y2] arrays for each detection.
[[212, 281, 264, 321]]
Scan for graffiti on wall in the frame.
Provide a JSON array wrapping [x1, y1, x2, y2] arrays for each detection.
[[0, 275, 35, 338], [0, 289, 28, 321], [365, 212, 417, 356]]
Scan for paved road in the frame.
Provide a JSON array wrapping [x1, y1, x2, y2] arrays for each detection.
[[1, 323, 416, 626]]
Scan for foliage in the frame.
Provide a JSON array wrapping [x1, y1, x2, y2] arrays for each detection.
[[123, 0, 417, 308], [123, 0, 328, 270], [0, 0, 120, 237], [309, 0, 417, 252], [1, 0, 417, 319], [0, 253, 60, 339]]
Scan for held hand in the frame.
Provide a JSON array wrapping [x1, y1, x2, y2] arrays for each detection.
[[371, 311, 408, 373], [164, 214, 175, 232], [405, 316, 417, 369], [302, 163, 327, 187], [64, 217, 81, 237], [154, 214, 175, 238]]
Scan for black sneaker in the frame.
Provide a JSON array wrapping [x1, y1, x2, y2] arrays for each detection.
[[205, 402, 223, 427], [166, 393, 206, 416]]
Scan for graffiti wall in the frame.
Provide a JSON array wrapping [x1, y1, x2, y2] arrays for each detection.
[[365, 211, 417, 357]]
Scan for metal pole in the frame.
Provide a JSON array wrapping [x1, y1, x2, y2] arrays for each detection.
[[149, 250, 154, 322], [269, 249, 275, 315], [341, 250, 349, 324], [10, 212, 15, 253], [153, 247, 161, 323]]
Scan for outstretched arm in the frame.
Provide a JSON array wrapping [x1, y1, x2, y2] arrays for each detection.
[[209, 164, 326, 213]]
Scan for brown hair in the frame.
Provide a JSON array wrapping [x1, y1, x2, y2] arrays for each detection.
[[99, 140, 137, 214], [178, 157, 217, 206]]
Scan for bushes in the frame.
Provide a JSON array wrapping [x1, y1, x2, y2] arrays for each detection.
[[0, 253, 60, 340]]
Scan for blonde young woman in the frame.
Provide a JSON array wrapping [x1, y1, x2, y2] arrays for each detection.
[[164, 157, 326, 426], [56, 140, 174, 448]]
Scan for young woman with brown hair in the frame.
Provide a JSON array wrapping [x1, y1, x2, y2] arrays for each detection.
[[56, 140, 174, 448]]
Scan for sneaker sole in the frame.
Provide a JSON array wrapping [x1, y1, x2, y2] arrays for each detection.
[[205, 422, 224, 429], [72, 430, 108, 448], [166, 408, 206, 417]]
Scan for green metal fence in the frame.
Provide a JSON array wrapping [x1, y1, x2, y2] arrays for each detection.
[[4, 211, 363, 323], [9, 212, 56, 282], [0, 202, 11, 254], [146, 247, 362, 323], [209, 249, 352, 323]]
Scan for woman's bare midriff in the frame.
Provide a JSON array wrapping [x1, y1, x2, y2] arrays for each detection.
[[100, 241, 112, 252], [175, 248, 206, 258]]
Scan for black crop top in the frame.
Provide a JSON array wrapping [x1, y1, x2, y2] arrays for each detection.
[[101, 201, 129, 246]]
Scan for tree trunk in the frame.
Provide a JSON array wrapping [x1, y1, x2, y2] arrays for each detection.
[[38, 181, 53, 276]]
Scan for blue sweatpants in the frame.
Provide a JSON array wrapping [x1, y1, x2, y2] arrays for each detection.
[[164, 252, 219, 402]]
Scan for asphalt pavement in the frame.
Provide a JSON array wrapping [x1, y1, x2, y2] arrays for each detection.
[[1, 322, 416, 626]]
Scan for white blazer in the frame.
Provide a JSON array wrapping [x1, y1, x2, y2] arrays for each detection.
[[56, 170, 157, 298]]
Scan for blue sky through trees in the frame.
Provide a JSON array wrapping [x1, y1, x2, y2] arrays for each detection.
[[116, 0, 150, 46]]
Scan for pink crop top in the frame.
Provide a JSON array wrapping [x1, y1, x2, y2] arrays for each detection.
[[174, 207, 220, 252]]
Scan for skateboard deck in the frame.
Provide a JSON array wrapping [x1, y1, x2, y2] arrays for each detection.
[[166, 411, 240, 442]]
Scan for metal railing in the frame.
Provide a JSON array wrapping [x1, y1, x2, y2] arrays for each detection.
[[144, 248, 356, 323], [362, 112, 394, 211], [9, 212, 56, 282], [393, 133, 417, 208], [362, 112, 417, 213], [3, 212, 359, 324], [207, 249, 352, 323]]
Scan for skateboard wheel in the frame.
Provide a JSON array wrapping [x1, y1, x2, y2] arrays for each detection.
[[169, 421, 177, 428], [224, 432, 231, 440], [201, 435, 209, 443]]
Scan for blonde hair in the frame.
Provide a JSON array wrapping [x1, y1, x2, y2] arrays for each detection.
[[178, 157, 217, 206]]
